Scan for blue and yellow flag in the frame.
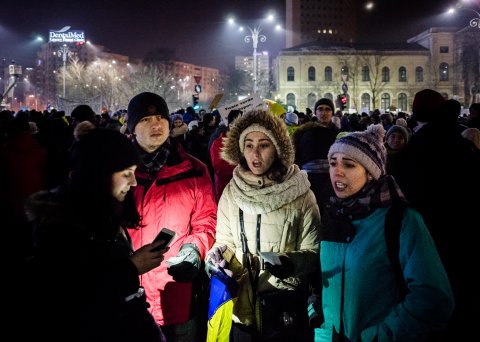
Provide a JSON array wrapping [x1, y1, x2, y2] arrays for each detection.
[[207, 268, 239, 342]]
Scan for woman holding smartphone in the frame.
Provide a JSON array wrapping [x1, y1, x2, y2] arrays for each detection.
[[24, 129, 167, 342]]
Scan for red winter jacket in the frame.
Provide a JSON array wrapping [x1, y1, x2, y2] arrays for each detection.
[[128, 144, 217, 326], [209, 131, 236, 203]]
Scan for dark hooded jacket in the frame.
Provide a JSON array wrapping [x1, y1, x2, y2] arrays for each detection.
[[22, 186, 162, 342]]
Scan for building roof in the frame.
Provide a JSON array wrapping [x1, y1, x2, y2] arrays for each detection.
[[280, 40, 429, 54]]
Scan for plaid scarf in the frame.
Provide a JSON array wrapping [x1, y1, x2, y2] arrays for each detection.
[[134, 139, 171, 178], [328, 175, 406, 220]]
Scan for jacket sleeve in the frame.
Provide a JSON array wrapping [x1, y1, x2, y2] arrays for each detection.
[[180, 160, 217, 259], [362, 208, 454, 341], [286, 190, 322, 277]]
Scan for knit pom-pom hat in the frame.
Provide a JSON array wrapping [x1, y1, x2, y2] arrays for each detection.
[[328, 124, 386, 179]]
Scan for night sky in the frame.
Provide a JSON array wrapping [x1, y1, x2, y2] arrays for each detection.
[[0, 0, 473, 71]]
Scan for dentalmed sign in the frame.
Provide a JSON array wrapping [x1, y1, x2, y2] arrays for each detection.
[[49, 26, 85, 43]]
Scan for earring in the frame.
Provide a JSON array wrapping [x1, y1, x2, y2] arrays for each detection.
[[368, 175, 373, 181]]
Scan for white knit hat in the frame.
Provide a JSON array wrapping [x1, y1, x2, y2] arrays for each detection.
[[238, 124, 281, 157]]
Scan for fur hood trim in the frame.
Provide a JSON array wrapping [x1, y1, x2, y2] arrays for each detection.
[[221, 109, 294, 167]]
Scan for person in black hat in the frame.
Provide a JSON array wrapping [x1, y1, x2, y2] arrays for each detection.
[[314, 98, 339, 133], [23, 128, 167, 342], [70, 104, 96, 127], [126, 92, 217, 341]]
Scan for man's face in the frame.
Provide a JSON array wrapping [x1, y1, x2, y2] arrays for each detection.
[[134, 115, 170, 153], [316, 105, 333, 127]]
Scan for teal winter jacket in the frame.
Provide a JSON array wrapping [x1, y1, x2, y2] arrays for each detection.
[[314, 206, 454, 342]]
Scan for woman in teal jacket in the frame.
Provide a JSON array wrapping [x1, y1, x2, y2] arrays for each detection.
[[312, 124, 454, 341]]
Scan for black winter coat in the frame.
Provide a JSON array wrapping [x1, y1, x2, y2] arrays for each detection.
[[20, 187, 162, 342]]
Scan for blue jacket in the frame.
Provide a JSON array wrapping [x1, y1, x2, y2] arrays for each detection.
[[315, 206, 454, 342]]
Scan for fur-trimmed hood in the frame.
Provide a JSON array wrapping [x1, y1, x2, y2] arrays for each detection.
[[221, 109, 294, 167]]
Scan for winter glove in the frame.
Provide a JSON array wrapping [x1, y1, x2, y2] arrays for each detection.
[[166, 243, 200, 282], [307, 293, 324, 328], [264, 255, 294, 280]]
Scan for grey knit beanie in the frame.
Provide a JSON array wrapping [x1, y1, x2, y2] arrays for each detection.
[[386, 125, 409, 143]]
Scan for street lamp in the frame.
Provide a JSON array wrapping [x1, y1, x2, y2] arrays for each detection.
[[243, 25, 266, 94], [228, 14, 282, 95], [56, 44, 72, 98], [447, 0, 480, 28]]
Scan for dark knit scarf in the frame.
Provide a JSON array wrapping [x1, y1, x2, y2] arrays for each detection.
[[134, 139, 171, 178], [328, 175, 406, 220]]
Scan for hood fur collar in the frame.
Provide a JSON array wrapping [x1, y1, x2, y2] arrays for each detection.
[[221, 109, 294, 167]]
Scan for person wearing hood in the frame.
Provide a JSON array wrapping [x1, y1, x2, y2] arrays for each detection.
[[311, 124, 454, 341], [205, 109, 321, 341], [23, 128, 167, 341]]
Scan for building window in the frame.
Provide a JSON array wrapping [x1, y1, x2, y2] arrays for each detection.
[[361, 93, 371, 112], [308, 66, 316, 81], [440, 46, 449, 53], [439, 63, 449, 81], [398, 67, 407, 82], [287, 66, 295, 81], [382, 67, 390, 82], [381, 93, 391, 111], [341, 66, 349, 81], [415, 66, 423, 82], [324, 93, 334, 102], [286, 93, 296, 107], [362, 66, 370, 81], [398, 93, 408, 112], [324, 66, 332, 81], [308, 93, 316, 109]]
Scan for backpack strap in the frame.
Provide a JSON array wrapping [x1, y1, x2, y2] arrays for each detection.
[[385, 200, 409, 300]]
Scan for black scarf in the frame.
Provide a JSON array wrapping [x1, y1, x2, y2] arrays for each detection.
[[134, 139, 171, 178]]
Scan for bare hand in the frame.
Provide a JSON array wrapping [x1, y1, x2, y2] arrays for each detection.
[[130, 242, 168, 275]]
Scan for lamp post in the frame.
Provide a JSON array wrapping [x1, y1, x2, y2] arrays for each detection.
[[243, 25, 266, 94], [56, 44, 71, 98], [448, 1, 480, 28]]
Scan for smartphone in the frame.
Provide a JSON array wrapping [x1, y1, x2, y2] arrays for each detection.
[[151, 228, 175, 252]]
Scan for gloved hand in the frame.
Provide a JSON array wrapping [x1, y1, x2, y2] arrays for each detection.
[[307, 293, 324, 328], [265, 255, 294, 280], [166, 243, 200, 282], [205, 245, 232, 277]]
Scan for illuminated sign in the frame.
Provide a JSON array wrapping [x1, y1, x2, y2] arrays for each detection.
[[8, 65, 22, 75], [49, 26, 85, 43]]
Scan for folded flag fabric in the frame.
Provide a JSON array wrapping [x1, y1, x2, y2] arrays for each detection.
[[207, 268, 239, 342]]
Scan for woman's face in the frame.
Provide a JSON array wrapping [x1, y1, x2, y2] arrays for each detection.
[[243, 131, 276, 176], [386, 132, 406, 150], [174, 119, 183, 127], [111, 165, 137, 202], [329, 152, 369, 198]]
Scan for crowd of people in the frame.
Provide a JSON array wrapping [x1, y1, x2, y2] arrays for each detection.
[[2, 89, 479, 341]]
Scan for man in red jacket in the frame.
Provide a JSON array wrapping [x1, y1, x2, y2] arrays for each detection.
[[126, 92, 217, 341], [209, 109, 242, 202]]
